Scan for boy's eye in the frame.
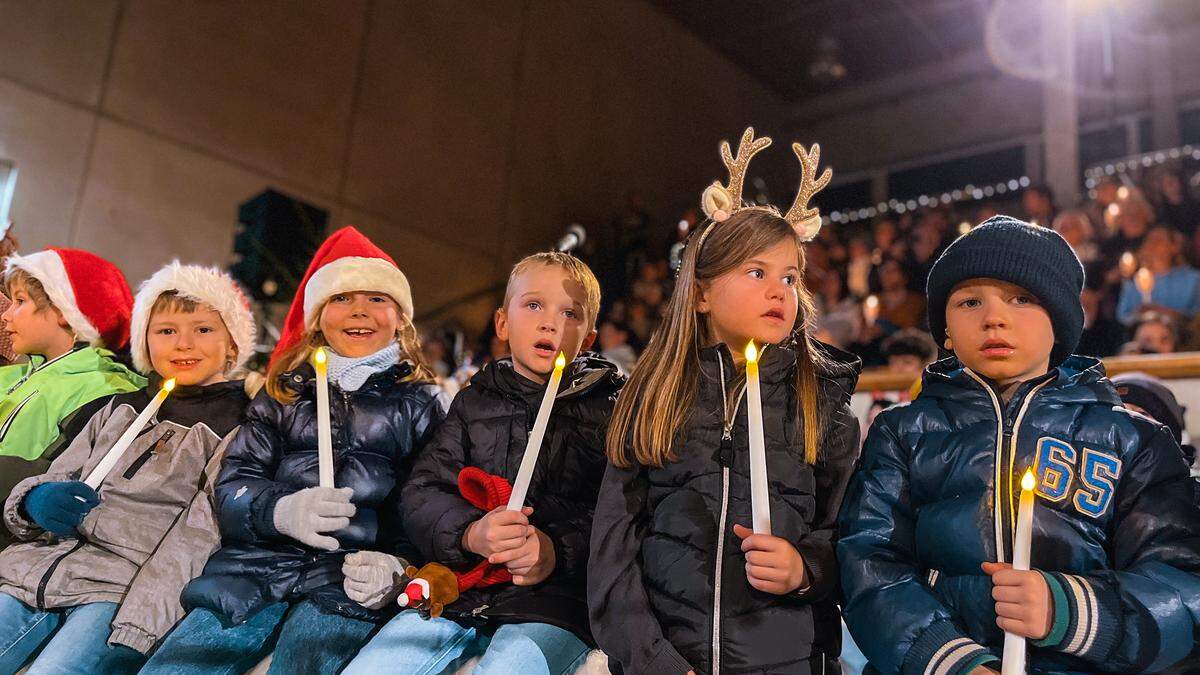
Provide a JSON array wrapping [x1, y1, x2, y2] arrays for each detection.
[[526, 301, 541, 311], [156, 328, 175, 335], [956, 298, 981, 309], [563, 309, 578, 319], [783, 274, 797, 285], [331, 294, 349, 303], [198, 326, 213, 334], [1013, 295, 1034, 305], [748, 268, 764, 279], [368, 295, 386, 303]]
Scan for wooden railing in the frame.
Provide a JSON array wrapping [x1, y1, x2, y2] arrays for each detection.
[[855, 352, 1200, 393]]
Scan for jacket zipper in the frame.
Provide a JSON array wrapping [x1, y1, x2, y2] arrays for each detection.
[[712, 350, 747, 675], [36, 539, 85, 609], [962, 369, 1050, 563], [121, 429, 176, 480], [0, 390, 38, 442]]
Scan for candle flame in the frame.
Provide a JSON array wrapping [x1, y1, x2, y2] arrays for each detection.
[[162, 378, 177, 393], [1135, 267, 1155, 295], [1021, 469, 1036, 492], [745, 340, 758, 364], [1119, 251, 1136, 277], [314, 347, 327, 365], [958, 221, 971, 236], [554, 352, 566, 370]]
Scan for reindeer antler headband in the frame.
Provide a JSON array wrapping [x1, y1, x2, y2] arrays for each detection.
[[695, 127, 832, 252]]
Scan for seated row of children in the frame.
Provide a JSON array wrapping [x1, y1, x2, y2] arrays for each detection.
[[0, 127, 1196, 675]]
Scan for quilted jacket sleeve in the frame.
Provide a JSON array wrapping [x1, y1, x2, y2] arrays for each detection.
[[838, 412, 998, 675]]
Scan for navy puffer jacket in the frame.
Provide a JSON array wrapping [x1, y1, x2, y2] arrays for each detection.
[[589, 340, 862, 675], [182, 362, 447, 625], [839, 355, 1200, 675]]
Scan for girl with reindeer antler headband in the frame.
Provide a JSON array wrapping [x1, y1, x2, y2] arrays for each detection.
[[589, 127, 863, 674]]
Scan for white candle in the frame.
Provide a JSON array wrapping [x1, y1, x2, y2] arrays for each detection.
[[1119, 251, 1137, 279], [745, 341, 771, 535], [1134, 267, 1155, 304], [507, 352, 566, 511], [313, 347, 334, 488], [84, 379, 176, 489], [863, 295, 880, 326], [1002, 469, 1037, 675]]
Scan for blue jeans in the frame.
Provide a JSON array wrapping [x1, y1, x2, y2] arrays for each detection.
[[139, 601, 376, 675], [0, 592, 144, 675], [343, 610, 589, 675]]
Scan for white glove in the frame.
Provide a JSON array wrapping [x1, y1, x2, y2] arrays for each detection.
[[342, 551, 410, 610], [272, 486, 355, 551]]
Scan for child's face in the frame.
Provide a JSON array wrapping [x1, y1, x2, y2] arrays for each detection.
[[887, 354, 926, 380], [1133, 321, 1175, 354], [148, 303, 233, 386], [1, 281, 72, 356], [945, 278, 1053, 387], [1138, 229, 1178, 267], [697, 238, 800, 354], [319, 291, 401, 358], [495, 264, 595, 384]]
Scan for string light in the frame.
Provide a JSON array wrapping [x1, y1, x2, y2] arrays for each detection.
[[822, 175, 1033, 224]]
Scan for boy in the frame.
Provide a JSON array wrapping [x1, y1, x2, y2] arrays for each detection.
[[0, 248, 145, 539], [839, 216, 1200, 674], [342, 252, 622, 674], [0, 262, 254, 672]]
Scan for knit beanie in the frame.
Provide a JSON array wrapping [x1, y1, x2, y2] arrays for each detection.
[[1111, 373, 1186, 445], [926, 215, 1084, 366]]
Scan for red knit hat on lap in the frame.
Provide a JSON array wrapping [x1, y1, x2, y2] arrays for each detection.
[[5, 248, 134, 350], [270, 226, 413, 365]]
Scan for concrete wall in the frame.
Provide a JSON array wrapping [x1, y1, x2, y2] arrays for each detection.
[[0, 0, 781, 331]]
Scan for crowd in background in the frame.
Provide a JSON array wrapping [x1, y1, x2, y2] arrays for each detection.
[[422, 162, 1200, 385]]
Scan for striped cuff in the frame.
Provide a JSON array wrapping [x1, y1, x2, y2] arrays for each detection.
[[903, 620, 998, 675], [1033, 572, 1121, 662]]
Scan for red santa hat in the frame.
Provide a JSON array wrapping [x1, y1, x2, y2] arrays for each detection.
[[5, 248, 133, 350], [129, 261, 257, 375], [270, 226, 412, 365]]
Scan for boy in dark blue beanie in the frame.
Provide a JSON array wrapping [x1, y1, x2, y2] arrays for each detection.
[[839, 216, 1200, 674]]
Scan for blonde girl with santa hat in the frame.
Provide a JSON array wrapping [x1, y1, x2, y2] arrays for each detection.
[[0, 261, 255, 673], [142, 227, 448, 675]]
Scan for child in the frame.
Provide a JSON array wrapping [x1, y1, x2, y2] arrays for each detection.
[[0, 248, 145, 542], [343, 251, 623, 674], [589, 128, 862, 674], [142, 227, 447, 674], [0, 262, 255, 672], [839, 216, 1200, 674]]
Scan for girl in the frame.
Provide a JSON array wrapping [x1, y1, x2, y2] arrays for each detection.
[[0, 262, 254, 673], [142, 227, 447, 674], [588, 129, 862, 674]]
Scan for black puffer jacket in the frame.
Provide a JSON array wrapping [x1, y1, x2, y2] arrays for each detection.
[[181, 362, 447, 625], [402, 355, 622, 642], [589, 340, 861, 675]]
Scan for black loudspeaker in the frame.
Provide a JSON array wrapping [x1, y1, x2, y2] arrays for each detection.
[[232, 189, 328, 303]]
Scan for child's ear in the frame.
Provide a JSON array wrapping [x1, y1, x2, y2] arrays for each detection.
[[943, 337, 953, 351], [580, 329, 597, 353], [494, 308, 509, 341], [695, 283, 711, 314], [52, 307, 71, 331]]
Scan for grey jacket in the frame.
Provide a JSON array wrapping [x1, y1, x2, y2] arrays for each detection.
[[0, 380, 247, 654]]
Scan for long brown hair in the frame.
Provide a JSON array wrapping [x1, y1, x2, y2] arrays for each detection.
[[606, 209, 832, 468], [265, 303, 435, 404]]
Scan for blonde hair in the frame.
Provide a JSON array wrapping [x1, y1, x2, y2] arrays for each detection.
[[504, 252, 601, 332], [264, 299, 435, 404], [4, 269, 52, 311], [606, 209, 832, 468]]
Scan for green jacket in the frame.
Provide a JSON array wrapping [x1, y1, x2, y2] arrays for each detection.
[[0, 347, 145, 548], [0, 346, 145, 461]]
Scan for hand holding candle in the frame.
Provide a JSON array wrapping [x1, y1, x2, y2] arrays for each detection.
[[507, 353, 567, 511], [84, 378, 176, 489], [313, 347, 334, 488], [1134, 267, 1155, 304], [745, 341, 770, 535]]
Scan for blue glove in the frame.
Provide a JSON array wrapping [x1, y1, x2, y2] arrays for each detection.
[[23, 481, 99, 536]]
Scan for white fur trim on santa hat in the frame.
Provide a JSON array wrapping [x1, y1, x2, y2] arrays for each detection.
[[5, 250, 101, 345], [303, 257, 413, 327], [129, 261, 257, 375]]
